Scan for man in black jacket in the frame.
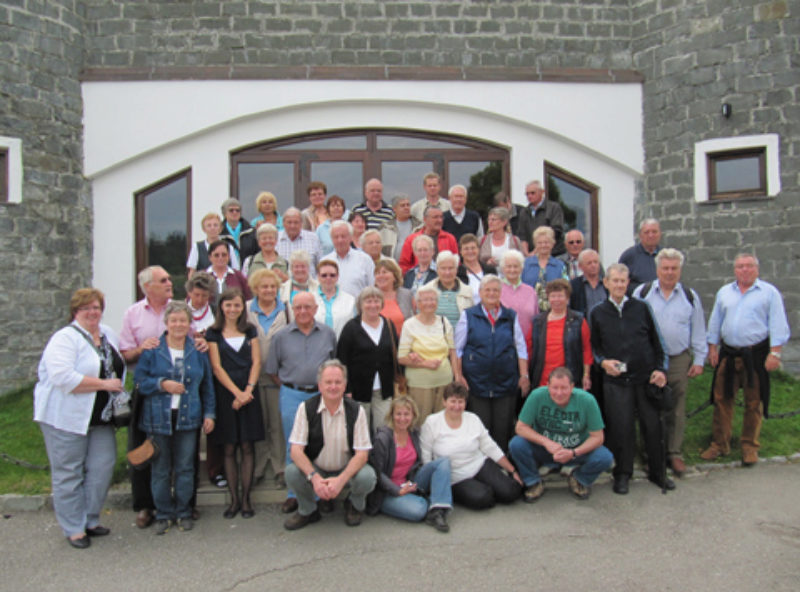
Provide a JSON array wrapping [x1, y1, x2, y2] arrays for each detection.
[[516, 180, 565, 256], [589, 263, 673, 494]]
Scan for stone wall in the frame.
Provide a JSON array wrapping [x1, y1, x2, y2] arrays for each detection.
[[631, 0, 799, 367], [0, 0, 90, 392], [81, 0, 633, 70]]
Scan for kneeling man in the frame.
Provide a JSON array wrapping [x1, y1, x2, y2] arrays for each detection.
[[284, 360, 377, 530], [509, 367, 612, 501]]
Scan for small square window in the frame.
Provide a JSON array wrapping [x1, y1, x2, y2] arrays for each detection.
[[707, 148, 766, 199]]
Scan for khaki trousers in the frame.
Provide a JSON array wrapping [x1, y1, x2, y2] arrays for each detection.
[[710, 357, 762, 455]]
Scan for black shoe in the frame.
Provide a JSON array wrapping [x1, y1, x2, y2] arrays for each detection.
[[85, 526, 110, 537], [284, 510, 321, 531], [318, 499, 335, 514], [649, 476, 676, 491], [424, 508, 450, 533], [343, 498, 363, 527], [241, 501, 255, 519], [67, 535, 91, 549], [613, 475, 630, 495], [223, 503, 240, 519]]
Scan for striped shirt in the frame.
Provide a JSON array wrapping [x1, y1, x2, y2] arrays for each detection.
[[351, 201, 395, 230]]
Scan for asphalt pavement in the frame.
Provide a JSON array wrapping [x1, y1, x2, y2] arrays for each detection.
[[2, 462, 799, 592]]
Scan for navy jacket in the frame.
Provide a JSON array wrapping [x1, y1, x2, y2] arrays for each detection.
[[461, 304, 519, 397]]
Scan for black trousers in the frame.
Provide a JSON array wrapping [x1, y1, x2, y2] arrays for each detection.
[[451, 458, 521, 510], [467, 392, 518, 453], [128, 389, 154, 512], [603, 381, 663, 479]]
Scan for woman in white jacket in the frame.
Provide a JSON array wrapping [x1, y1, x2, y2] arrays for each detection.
[[34, 288, 126, 549]]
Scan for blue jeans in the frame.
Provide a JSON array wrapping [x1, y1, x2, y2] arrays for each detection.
[[380, 457, 453, 522], [509, 435, 613, 488], [150, 430, 198, 520], [279, 385, 318, 499]]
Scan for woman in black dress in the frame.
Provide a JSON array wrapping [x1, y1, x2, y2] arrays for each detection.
[[206, 288, 264, 519]]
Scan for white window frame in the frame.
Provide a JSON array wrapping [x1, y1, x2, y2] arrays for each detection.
[[694, 133, 780, 202], [0, 136, 23, 203]]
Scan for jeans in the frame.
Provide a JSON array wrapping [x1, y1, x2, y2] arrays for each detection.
[[285, 462, 377, 517], [150, 430, 198, 520], [280, 385, 318, 498], [380, 457, 453, 522], [509, 435, 613, 488]]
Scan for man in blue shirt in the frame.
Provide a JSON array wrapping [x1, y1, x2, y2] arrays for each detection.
[[618, 218, 661, 294], [633, 248, 707, 477], [701, 254, 790, 466]]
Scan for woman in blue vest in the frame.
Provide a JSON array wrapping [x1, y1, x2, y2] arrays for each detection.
[[453, 275, 530, 452]]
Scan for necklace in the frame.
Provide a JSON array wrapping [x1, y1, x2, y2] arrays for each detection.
[[192, 303, 210, 322]]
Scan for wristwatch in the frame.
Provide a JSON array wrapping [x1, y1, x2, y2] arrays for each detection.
[[307, 470, 317, 482], [769, 352, 782, 359]]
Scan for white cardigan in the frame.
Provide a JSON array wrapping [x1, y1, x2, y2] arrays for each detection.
[[313, 289, 356, 339], [33, 322, 124, 435]]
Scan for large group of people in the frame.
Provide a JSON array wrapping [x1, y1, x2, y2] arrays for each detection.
[[33, 173, 790, 548]]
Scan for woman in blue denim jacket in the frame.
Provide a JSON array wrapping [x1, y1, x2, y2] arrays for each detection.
[[135, 301, 216, 535]]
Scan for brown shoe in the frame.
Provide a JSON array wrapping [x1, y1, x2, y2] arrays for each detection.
[[523, 482, 545, 503], [136, 509, 154, 529], [742, 449, 759, 466], [700, 446, 723, 461], [343, 498, 363, 527], [284, 510, 321, 531], [567, 471, 591, 500], [670, 457, 686, 477], [281, 497, 298, 514]]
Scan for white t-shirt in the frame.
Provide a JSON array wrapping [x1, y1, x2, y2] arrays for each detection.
[[361, 318, 384, 391], [168, 347, 184, 409]]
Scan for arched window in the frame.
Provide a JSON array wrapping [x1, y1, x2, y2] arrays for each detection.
[[230, 129, 510, 221]]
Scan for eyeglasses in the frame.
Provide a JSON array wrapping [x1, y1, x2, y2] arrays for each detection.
[[227, 208, 241, 213], [566, 240, 583, 245], [319, 273, 338, 278], [78, 305, 103, 312]]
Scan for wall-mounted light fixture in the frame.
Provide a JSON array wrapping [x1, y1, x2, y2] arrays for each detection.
[[721, 103, 732, 118]]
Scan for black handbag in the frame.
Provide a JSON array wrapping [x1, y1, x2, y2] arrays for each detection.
[[647, 383, 674, 412]]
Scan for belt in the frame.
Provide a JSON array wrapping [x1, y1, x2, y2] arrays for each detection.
[[283, 382, 318, 394]]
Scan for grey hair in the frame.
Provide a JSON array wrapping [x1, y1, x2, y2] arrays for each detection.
[[412, 234, 434, 252], [479, 274, 503, 291], [423, 204, 443, 218], [163, 300, 192, 324], [330, 219, 352, 235], [734, 253, 760, 267], [185, 271, 216, 296], [317, 358, 348, 384], [138, 265, 165, 293], [639, 218, 660, 231], [256, 222, 279, 238], [360, 229, 381, 248], [435, 250, 459, 267], [364, 178, 382, 192], [220, 198, 241, 215], [283, 207, 302, 220], [392, 193, 411, 208], [500, 249, 524, 268], [488, 206, 510, 222], [355, 286, 385, 315], [655, 247, 684, 268], [288, 249, 311, 266], [606, 262, 630, 278], [448, 184, 467, 198], [415, 285, 439, 302], [577, 248, 599, 265]]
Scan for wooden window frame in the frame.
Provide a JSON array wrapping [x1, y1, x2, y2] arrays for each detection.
[[544, 161, 599, 251], [230, 129, 510, 207], [707, 147, 767, 200], [134, 168, 192, 299]]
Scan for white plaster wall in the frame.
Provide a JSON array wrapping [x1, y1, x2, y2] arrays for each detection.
[[84, 80, 642, 331]]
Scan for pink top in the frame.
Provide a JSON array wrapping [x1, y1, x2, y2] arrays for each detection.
[[390, 438, 418, 486], [119, 298, 168, 352], [381, 298, 406, 335], [500, 281, 538, 357]]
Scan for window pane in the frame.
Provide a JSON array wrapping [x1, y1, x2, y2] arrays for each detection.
[[714, 156, 761, 193], [547, 175, 592, 248], [377, 135, 466, 149], [309, 161, 364, 209], [141, 175, 188, 299], [237, 162, 294, 219], [272, 136, 367, 150], [381, 161, 436, 202], [449, 160, 502, 216]]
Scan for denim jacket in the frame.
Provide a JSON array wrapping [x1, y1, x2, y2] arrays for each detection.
[[135, 334, 216, 435]]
